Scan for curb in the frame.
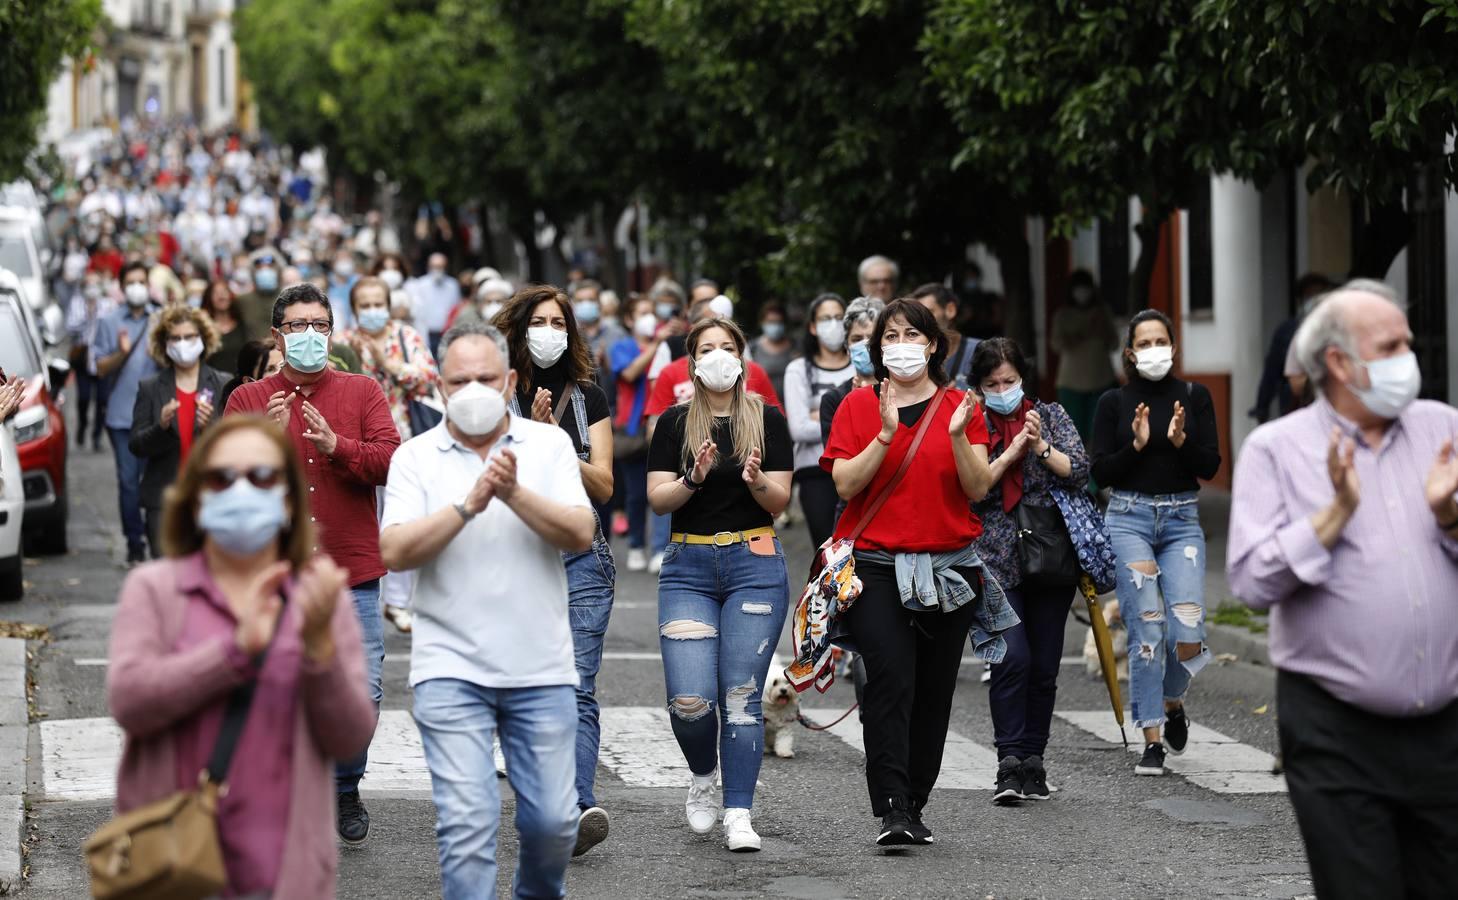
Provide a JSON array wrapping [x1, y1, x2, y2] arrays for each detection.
[[0, 638, 26, 891], [1204, 621, 1272, 668]]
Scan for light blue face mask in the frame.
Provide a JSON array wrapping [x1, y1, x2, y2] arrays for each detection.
[[655, 302, 678, 321], [574, 300, 601, 324], [762, 321, 786, 341], [357, 307, 391, 333], [983, 381, 1025, 415], [849, 341, 874, 376], [284, 329, 329, 373], [198, 482, 288, 557], [254, 268, 279, 293]]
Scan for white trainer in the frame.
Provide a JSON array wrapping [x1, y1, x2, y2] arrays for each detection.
[[493, 737, 508, 778], [648, 552, 665, 574], [627, 548, 648, 571], [685, 771, 720, 834], [723, 808, 761, 852]]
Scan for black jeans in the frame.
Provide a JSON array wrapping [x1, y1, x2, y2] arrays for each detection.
[[988, 582, 1074, 759], [1278, 671, 1458, 900], [795, 467, 839, 550], [843, 560, 977, 817]]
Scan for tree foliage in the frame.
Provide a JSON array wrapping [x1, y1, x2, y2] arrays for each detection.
[[0, 0, 102, 183]]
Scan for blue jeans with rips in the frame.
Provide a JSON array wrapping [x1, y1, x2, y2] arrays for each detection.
[[336, 579, 384, 792], [564, 535, 615, 810], [657, 538, 790, 809], [1105, 491, 1211, 729], [413, 679, 578, 900]]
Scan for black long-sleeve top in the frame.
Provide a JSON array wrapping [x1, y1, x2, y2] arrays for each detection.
[[1089, 375, 1221, 494]]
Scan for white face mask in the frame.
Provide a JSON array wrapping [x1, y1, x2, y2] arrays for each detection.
[[817, 319, 846, 353], [694, 348, 743, 392], [166, 336, 205, 367], [881, 342, 929, 379], [1134, 345, 1174, 380], [482, 302, 504, 321], [124, 283, 150, 307], [379, 269, 403, 290], [447, 381, 507, 436], [1350, 350, 1421, 420], [633, 313, 658, 340], [527, 326, 569, 368]]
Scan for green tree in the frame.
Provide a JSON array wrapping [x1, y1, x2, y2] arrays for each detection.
[[0, 0, 102, 183]]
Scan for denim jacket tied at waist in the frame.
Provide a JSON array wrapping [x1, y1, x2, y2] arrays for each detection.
[[854, 545, 1019, 663]]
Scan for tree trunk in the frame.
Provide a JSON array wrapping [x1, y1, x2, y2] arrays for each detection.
[[991, 206, 1035, 355], [1350, 199, 1412, 280], [1130, 208, 1163, 310]]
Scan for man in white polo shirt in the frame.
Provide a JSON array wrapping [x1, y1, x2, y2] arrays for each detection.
[[380, 319, 595, 900]]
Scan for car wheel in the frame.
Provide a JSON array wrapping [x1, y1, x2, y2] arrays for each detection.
[[0, 557, 22, 601]]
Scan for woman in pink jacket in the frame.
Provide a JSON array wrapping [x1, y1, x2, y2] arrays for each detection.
[[107, 416, 376, 899]]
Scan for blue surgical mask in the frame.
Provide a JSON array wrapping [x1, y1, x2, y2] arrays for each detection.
[[983, 381, 1025, 416], [357, 307, 390, 333], [849, 341, 874, 376], [254, 268, 279, 292], [655, 302, 677, 321], [284, 330, 329, 373], [762, 321, 785, 341], [198, 482, 288, 557], [574, 300, 601, 324]]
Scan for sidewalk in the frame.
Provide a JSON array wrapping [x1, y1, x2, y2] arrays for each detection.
[[0, 638, 25, 891]]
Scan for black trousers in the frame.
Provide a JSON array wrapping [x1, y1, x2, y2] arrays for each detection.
[[988, 583, 1074, 759], [844, 560, 977, 817], [1278, 671, 1458, 900], [795, 467, 840, 550]]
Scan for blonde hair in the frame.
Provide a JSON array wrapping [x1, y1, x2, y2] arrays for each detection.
[[679, 317, 766, 472], [148, 305, 222, 366]]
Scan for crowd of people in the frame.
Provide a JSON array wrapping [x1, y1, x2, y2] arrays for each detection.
[[29, 122, 1453, 900]]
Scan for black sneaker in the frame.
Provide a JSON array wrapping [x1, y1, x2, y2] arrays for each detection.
[[1135, 742, 1167, 776], [1021, 755, 1051, 800], [573, 806, 610, 857], [337, 790, 371, 847], [993, 756, 1024, 805], [1165, 707, 1190, 756], [125, 546, 146, 567], [876, 798, 917, 847], [906, 799, 933, 845]]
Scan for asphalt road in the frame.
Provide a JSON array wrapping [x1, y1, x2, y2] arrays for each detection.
[[2, 412, 1314, 899]]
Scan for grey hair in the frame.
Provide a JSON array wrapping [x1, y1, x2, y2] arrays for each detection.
[[857, 254, 899, 282], [842, 296, 885, 335], [1293, 280, 1405, 388], [648, 278, 686, 304], [439, 319, 509, 362]]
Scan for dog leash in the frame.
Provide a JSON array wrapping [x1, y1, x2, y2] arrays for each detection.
[[797, 703, 860, 732]]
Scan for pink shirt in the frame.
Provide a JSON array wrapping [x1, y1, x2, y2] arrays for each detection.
[[171, 554, 300, 896]]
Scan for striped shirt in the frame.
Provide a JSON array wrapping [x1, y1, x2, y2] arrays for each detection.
[[1227, 396, 1458, 717]]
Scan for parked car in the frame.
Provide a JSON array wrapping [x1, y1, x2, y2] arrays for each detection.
[[0, 208, 64, 345], [0, 419, 26, 600], [0, 269, 68, 555]]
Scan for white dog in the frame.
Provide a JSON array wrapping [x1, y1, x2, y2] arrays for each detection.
[[1083, 597, 1129, 682], [762, 674, 801, 758]]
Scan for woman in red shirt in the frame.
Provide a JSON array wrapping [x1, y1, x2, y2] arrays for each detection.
[[822, 298, 1010, 848]]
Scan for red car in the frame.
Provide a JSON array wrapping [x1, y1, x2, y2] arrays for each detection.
[[0, 279, 68, 554]]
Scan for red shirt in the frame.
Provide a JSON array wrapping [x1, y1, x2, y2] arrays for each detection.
[[644, 356, 783, 417], [176, 389, 197, 464], [224, 367, 400, 585], [821, 385, 990, 553], [89, 249, 124, 279]]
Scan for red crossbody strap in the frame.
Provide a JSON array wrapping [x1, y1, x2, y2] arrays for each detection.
[[845, 387, 948, 544]]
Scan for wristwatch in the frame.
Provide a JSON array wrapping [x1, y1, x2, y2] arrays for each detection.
[[1038, 444, 1052, 460], [453, 501, 476, 522]]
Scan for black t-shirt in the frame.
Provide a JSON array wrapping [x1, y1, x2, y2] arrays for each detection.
[[516, 363, 611, 456], [1089, 375, 1222, 494], [647, 403, 794, 533]]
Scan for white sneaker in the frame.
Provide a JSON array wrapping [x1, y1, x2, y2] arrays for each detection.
[[627, 548, 648, 571], [494, 737, 507, 778], [723, 808, 761, 852], [383, 605, 413, 633], [648, 552, 665, 574], [685, 771, 720, 834], [980, 662, 993, 684]]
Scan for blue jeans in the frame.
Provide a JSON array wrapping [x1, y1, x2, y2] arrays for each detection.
[[106, 427, 146, 555], [564, 536, 615, 810], [657, 538, 790, 809], [621, 458, 649, 550], [413, 679, 577, 900], [1105, 491, 1211, 729], [336, 579, 385, 792]]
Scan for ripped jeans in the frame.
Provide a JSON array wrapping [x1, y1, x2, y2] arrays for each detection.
[[657, 538, 790, 809], [1106, 491, 1211, 729]]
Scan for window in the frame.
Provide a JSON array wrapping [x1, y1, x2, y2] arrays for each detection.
[[1098, 205, 1131, 316], [0, 235, 35, 279], [0, 301, 42, 378], [1186, 178, 1214, 316]]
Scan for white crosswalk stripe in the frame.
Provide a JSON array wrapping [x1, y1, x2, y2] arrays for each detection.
[[798, 708, 999, 790], [1054, 710, 1287, 794]]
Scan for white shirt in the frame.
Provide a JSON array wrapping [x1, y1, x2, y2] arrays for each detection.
[[382, 415, 590, 690], [406, 274, 461, 335]]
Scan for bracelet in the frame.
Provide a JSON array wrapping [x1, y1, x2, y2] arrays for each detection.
[[680, 474, 705, 492], [876, 434, 893, 447]]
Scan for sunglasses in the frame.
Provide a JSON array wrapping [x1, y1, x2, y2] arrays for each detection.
[[201, 465, 284, 492]]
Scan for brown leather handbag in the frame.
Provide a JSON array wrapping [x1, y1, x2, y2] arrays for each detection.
[[84, 636, 272, 899]]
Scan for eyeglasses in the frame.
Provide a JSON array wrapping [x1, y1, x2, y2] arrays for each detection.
[[278, 319, 333, 334], [201, 465, 284, 492]]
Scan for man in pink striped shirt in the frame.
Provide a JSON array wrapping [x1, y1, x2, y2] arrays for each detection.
[[1228, 282, 1458, 899]]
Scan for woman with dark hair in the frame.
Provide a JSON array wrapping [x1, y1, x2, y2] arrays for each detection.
[[201, 278, 252, 374], [370, 252, 411, 293], [647, 316, 793, 852], [217, 339, 283, 413], [969, 337, 1090, 804], [1090, 310, 1221, 777], [822, 298, 1012, 847], [494, 284, 618, 853], [783, 293, 852, 547], [748, 302, 798, 401]]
